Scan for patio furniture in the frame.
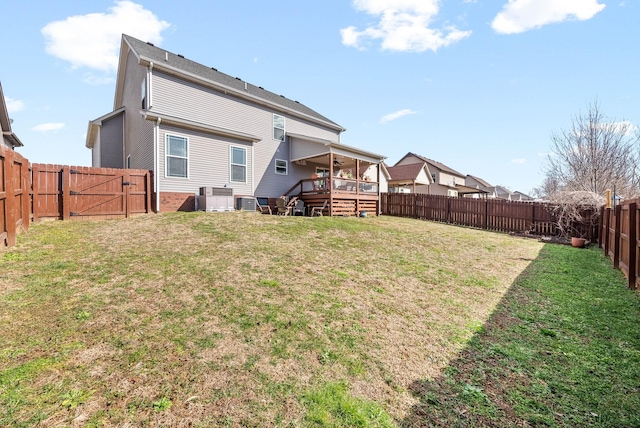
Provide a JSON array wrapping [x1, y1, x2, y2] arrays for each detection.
[[256, 198, 272, 215], [292, 199, 305, 216], [275, 197, 291, 216], [311, 200, 328, 217]]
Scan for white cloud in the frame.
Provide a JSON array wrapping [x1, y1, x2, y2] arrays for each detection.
[[41, 0, 170, 73], [32, 123, 65, 132], [492, 0, 605, 34], [380, 108, 418, 124], [610, 121, 636, 136], [5, 97, 25, 113], [511, 158, 526, 164], [341, 0, 472, 52]]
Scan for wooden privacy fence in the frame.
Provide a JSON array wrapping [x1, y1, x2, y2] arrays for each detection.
[[381, 193, 598, 240], [31, 164, 152, 221], [600, 200, 639, 289], [382, 193, 555, 236], [0, 145, 31, 247], [1, 143, 152, 248]]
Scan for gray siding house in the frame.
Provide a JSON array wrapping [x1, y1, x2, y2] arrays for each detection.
[[1, 82, 24, 150], [86, 34, 385, 214]]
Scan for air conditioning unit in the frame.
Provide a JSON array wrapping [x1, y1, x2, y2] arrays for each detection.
[[236, 196, 257, 211], [197, 187, 234, 211]]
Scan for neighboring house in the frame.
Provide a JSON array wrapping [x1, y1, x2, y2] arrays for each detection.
[[386, 162, 432, 193], [465, 174, 493, 198], [0, 82, 24, 150], [394, 152, 482, 197], [511, 191, 535, 202], [86, 34, 385, 214]]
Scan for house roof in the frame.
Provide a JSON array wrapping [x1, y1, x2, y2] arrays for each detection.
[[386, 163, 430, 183], [466, 174, 492, 188], [0, 82, 24, 148], [120, 34, 344, 132], [397, 152, 465, 177]]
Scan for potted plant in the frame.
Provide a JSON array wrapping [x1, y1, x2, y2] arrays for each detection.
[[550, 190, 604, 247]]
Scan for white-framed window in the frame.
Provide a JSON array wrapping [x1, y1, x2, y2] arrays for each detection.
[[275, 159, 288, 175], [447, 189, 458, 197], [431, 173, 436, 183], [141, 78, 147, 109], [273, 114, 285, 141], [165, 134, 188, 178], [230, 146, 247, 183]]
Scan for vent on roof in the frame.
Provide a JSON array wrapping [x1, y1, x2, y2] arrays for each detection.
[[146, 42, 154, 47], [211, 67, 217, 71], [235, 77, 242, 80], [258, 86, 264, 90], [294, 100, 300, 103], [280, 95, 285, 98], [177, 54, 184, 58]]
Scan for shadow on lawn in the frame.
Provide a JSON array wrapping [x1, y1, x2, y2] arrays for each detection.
[[399, 244, 640, 428]]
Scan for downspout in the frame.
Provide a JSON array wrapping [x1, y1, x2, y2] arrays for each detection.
[[154, 117, 161, 212], [251, 143, 255, 196], [148, 62, 154, 108]]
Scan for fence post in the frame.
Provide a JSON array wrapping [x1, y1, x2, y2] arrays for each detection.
[[603, 208, 611, 256], [4, 149, 17, 246], [613, 204, 622, 269], [62, 166, 70, 220], [21, 158, 30, 231], [628, 203, 637, 289]]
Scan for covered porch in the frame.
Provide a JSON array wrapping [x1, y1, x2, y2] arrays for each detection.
[[283, 133, 385, 216]]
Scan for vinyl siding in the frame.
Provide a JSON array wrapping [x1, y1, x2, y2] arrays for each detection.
[[99, 114, 124, 168], [158, 125, 253, 196], [122, 51, 154, 172], [151, 71, 340, 197]]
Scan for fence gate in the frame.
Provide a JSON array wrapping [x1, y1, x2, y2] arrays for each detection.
[[66, 166, 150, 219]]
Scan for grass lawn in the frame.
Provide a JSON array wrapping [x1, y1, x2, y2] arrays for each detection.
[[1, 213, 638, 427]]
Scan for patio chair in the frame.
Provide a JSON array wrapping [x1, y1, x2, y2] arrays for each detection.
[[310, 200, 328, 217], [292, 199, 305, 216], [256, 198, 272, 215], [275, 196, 291, 216]]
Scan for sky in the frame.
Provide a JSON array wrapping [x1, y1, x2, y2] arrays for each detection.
[[2, 0, 638, 195]]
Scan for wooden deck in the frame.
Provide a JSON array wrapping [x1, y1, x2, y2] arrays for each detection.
[[283, 177, 380, 216]]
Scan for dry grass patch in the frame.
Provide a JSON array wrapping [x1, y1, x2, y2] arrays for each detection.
[[0, 212, 543, 426]]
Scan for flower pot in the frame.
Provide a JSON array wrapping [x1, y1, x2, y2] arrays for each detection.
[[571, 237, 586, 248]]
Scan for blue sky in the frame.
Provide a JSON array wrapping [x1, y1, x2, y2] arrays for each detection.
[[2, 0, 637, 194]]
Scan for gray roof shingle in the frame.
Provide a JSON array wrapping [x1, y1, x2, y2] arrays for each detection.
[[123, 35, 343, 130]]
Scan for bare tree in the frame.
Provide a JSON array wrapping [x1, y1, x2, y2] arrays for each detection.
[[545, 100, 640, 198]]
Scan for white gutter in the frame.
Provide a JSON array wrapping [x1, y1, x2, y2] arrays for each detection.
[[148, 62, 154, 108]]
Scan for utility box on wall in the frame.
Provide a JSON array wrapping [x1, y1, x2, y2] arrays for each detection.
[[197, 187, 234, 211], [235, 196, 256, 211]]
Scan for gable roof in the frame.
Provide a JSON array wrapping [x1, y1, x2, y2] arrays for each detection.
[[386, 163, 430, 183], [0, 82, 24, 148], [397, 152, 465, 177], [118, 34, 344, 132], [466, 174, 492, 188]]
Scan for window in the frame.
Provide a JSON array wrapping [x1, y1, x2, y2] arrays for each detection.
[[273, 114, 285, 141], [141, 78, 147, 109], [431, 173, 436, 183], [275, 159, 287, 175], [230, 146, 247, 183], [166, 135, 188, 178], [316, 167, 329, 177]]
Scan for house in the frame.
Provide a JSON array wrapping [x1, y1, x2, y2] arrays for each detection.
[[511, 191, 535, 202], [386, 162, 432, 193], [393, 153, 484, 197], [0, 82, 24, 150], [86, 34, 385, 215], [465, 174, 493, 198]]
